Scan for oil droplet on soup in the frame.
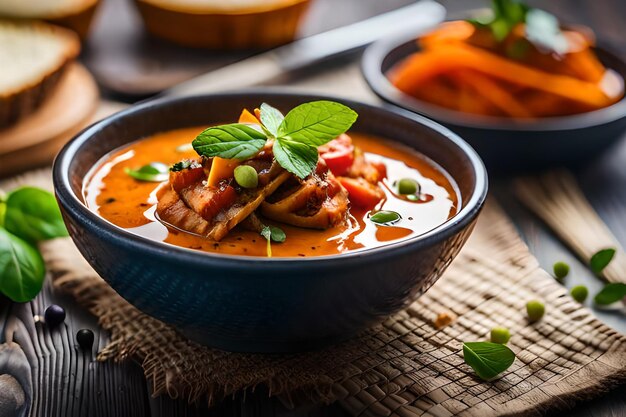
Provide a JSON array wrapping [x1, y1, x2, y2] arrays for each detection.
[[84, 127, 460, 257]]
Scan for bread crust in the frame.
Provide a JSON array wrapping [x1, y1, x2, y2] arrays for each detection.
[[0, 21, 81, 129], [135, 0, 311, 49]]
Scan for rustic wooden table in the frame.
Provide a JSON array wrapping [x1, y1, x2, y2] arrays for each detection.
[[1, 0, 625, 416]]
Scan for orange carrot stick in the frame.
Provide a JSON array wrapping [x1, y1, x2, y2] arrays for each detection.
[[390, 43, 613, 108], [452, 70, 533, 118]]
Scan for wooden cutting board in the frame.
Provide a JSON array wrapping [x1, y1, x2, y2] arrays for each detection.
[[0, 63, 99, 177]]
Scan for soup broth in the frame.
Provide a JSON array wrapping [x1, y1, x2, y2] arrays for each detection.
[[84, 127, 459, 257]]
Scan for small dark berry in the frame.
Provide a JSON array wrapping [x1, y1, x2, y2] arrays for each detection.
[[44, 305, 66, 327], [76, 329, 94, 350]]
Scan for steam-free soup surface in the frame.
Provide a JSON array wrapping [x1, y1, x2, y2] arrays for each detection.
[[84, 128, 459, 257]]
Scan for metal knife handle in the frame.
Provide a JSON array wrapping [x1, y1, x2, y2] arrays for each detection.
[[166, 1, 445, 97]]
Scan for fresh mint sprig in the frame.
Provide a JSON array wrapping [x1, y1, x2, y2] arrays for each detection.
[[192, 101, 358, 179], [468, 0, 567, 55]]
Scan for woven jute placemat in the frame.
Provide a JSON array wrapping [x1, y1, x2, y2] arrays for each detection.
[[3, 169, 626, 417]]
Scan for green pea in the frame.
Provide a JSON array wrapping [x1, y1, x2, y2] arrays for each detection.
[[234, 165, 258, 189], [397, 178, 420, 195], [490, 327, 511, 344], [570, 285, 588, 303], [526, 300, 545, 322], [370, 210, 401, 225], [553, 261, 570, 281]]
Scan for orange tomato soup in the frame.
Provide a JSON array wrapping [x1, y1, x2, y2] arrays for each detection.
[[84, 127, 460, 257]]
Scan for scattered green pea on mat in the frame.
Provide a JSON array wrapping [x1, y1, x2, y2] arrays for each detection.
[[570, 285, 589, 303], [552, 261, 569, 281], [490, 327, 511, 344], [526, 300, 545, 322]]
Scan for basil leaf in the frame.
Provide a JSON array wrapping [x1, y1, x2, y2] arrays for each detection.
[[193, 123, 267, 160], [4, 187, 68, 243], [273, 138, 319, 179], [590, 248, 616, 274], [594, 283, 626, 305], [0, 228, 45, 302], [463, 342, 515, 381], [525, 8, 568, 55], [277, 101, 358, 147], [467, 0, 528, 42], [125, 162, 169, 182], [0, 199, 6, 228], [259, 103, 284, 137]]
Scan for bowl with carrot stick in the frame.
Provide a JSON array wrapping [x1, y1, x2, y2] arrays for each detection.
[[362, 0, 626, 171]]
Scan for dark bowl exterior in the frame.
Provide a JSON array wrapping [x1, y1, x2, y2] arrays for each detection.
[[53, 91, 487, 352], [362, 32, 626, 172]]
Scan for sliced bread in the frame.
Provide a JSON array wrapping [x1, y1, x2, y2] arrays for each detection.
[[0, 19, 80, 129], [135, 0, 311, 49], [0, 0, 99, 38]]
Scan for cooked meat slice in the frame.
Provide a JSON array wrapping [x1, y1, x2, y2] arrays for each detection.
[[207, 170, 291, 241], [261, 170, 349, 230], [156, 188, 211, 236], [179, 181, 238, 222]]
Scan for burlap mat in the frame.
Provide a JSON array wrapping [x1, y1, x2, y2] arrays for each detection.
[[3, 169, 626, 416]]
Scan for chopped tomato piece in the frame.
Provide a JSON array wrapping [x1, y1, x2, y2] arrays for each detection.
[[371, 161, 387, 180], [338, 177, 385, 209], [319, 134, 355, 176], [169, 166, 205, 194]]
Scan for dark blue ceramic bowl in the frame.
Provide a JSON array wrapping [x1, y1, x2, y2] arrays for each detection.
[[362, 30, 626, 172], [53, 91, 487, 353]]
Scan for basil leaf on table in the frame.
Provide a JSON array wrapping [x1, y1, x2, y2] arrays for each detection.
[[273, 139, 319, 179], [259, 103, 284, 137], [277, 100, 358, 147], [0, 227, 45, 303], [463, 341, 516, 380], [594, 283, 626, 305], [3, 187, 68, 242], [193, 123, 267, 160], [590, 248, 616, 274]]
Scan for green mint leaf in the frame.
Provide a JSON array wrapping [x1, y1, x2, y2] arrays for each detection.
[[125, 162, 169, 182], [490, 18, 512, 41], [273, 138, 319, 179], [467, 0, 528, 42], [463, 342, 515, 381], [0, 227, 45, 302], [525, 8, 568, 55], [594, 283, 626, 305], [4, 187, 68, 243], [277, 101, 358, 147], [193, 123, 267, 160], [590, 248, 616, 274], [259, 103, 284, 137]]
